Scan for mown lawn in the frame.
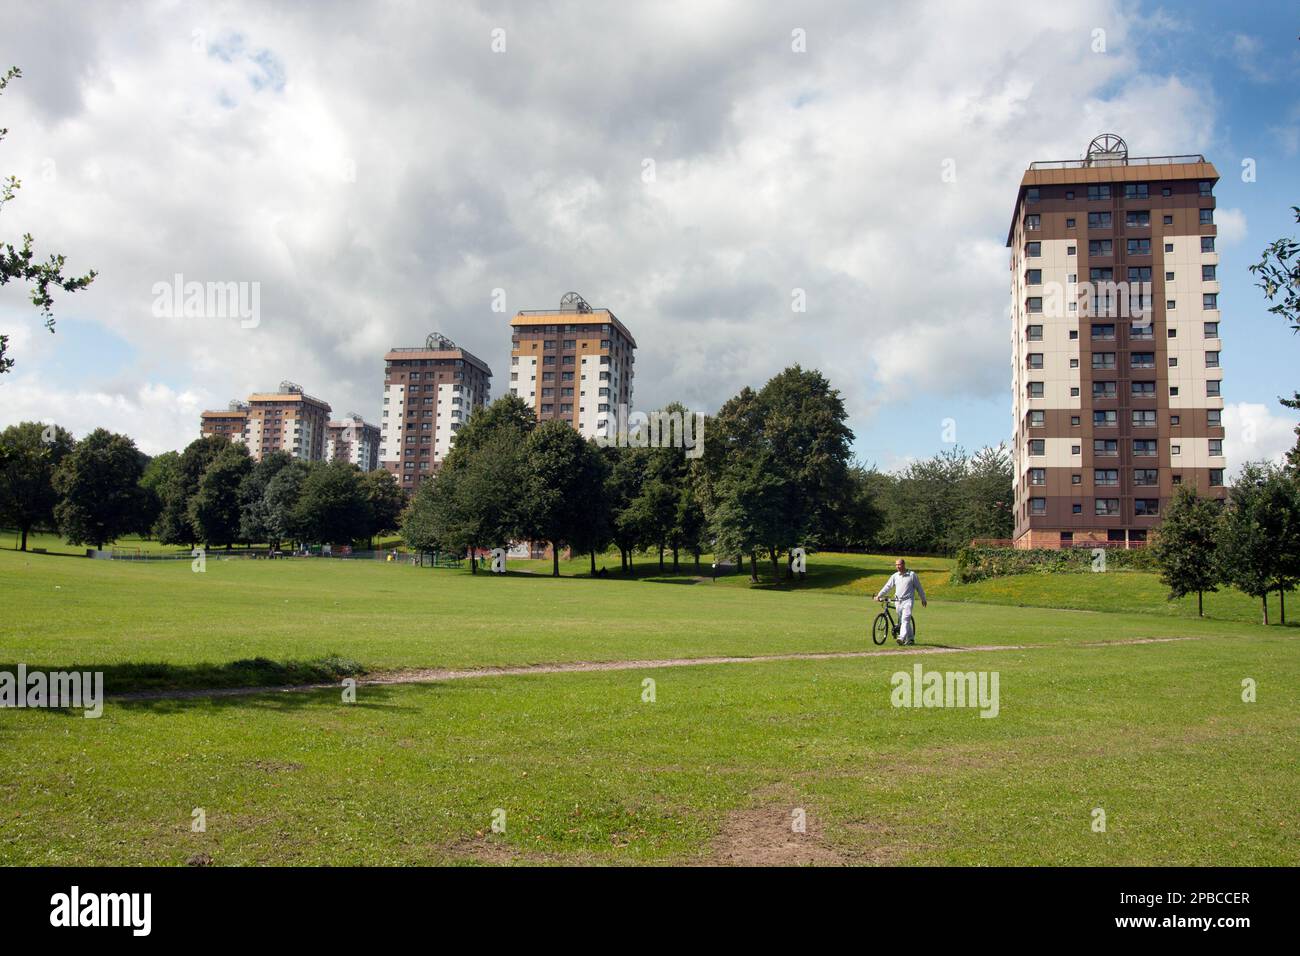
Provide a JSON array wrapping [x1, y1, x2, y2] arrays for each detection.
[[1, 635, 1294, 866], [1, 547, 1295, 866]]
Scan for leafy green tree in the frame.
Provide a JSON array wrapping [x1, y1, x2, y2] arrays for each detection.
[[1217, 463, 1300, 625], [0, 67, 97, 374], [0, 421, 74, 550], [603, 445, 648, 573], [189, 442, 253, 549], [1153, 484, 1222, 617], [292, 461, 371, 547], [52, 428, 146, 550], [155, 435, 229, 546], [519, 420, 604, 577], [1250, 204, 1300, 335], [237, 451, 294, 547], [361, 469, 406, 548], [445, 394, 536, 464], [263, 459, 310, 551], [138, 450, 179, 539]]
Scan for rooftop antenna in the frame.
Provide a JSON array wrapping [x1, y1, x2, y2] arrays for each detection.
[[425, 332, 456, 350], [1085, 133, 1128, 166], [560, 291, 592, 313]]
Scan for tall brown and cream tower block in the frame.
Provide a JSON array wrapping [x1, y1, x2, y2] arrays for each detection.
[[509, 292, 635, 440], [1008, 135, 1226, 550], [379, 333, 492, 492], [200, 383, 332, 462]]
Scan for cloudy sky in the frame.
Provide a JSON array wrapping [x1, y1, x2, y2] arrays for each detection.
[[1, 0, 1297, 472]]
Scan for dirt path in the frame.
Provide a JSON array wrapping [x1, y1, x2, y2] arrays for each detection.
[[111, 636, 1195, 703]]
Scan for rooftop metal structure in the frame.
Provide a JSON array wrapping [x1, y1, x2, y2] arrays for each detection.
[[1027, 134, 1205, 170]]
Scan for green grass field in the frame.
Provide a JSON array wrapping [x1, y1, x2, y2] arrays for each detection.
[[1, 547, 1296, 865]]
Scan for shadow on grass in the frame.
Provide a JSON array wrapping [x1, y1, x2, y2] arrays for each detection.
[[0, 654, 366, 697]]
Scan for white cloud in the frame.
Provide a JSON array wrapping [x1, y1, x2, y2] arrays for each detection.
[[1222, 401, 1299, 474], [0, 0, 1232, 457], [1214, 207, 1248, 246]]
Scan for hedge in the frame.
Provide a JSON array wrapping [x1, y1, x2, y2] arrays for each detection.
[[951, 546, 1159, 584]]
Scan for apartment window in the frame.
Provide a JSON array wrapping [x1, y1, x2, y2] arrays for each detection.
[[1125, 211, 1150, 227], [1027, 353, 1044, 369], [1092, 352, 1116, 369], [1095, 469, 1119, 486], [1071, 444, 1081, 455], [1133, 439, 1158, 456], [1091, 323, 1115, 339], [1094, 410, 1117, 427], [1205, 351, 1220, 368], [1132, 381, 1156, 396], [1203, 293, 1218, 310], [1201, 236, 1215, 253], [1163, 215, 1173, 225], [1170, 414, 1181, 426], [1026, 324, 1043, 341], [1095, 498, 1121, 516], [1088, 212, 1112, 228], [1025, 214, 1041, 230], [1026, 269, 1042, 285], [1067, 244, 1077, 255], [543, 355, 556, 365], [1070, 358, 1079, 368], [1131, 352, 1155, 369], [1167, 300, 1176, 310], [1026, 187, 1040, 203], [1066, 218, 1076, 228], [1124, 183, 1149, 198], [1170, 387, 1179, 397], [1087, 185, 1111, 201], [1207, 409, 1222, 427], [1067, 273, 1077, 283], [1070, 387, 1080, 396], [1132, 410, 1156, 427], [1134, 469, 1158, 486], [543, 340, 556, 350], [1071, 416, 1080, 426], [1088, 240, 1113, 256], [1029, 439, 1045, 455], [1030, 498, 1047, 515], [1069, 330, 1079, 340], [1199, 209, 1214, 224], [1071, 474, 1082, 485], [1132, 323, 1153, 339], [1066, 190, 1075, 200], [1025, 241, 1041, 257], [542, 371, 556, 382], [1198, 181, 1213, 197], [1209, 469, 1224, 487], [1202, 265, 1216, 281], [1172, 474, 1182, 485], [1029, 468, 1046, 485], [1168, 329, 1177, 338], [1162, 187, 1172, 197], [1072, 504, 1082, 514], [1207, 380, 1221, 397], [1134, 499, 1160, 517], [1090, 267, 1113, 281], [1204, 322, 1219, 338], [1209, 439, 1223, 456], [1127, 238, 1151, 255], [1029, 410, 1045, 427], [1027, 297, 1043, 313], [562, 339, 576, 349], [1165, 242, 1174, 252], [1094, 439, 1118, 456], [1093, 379, 1118, 397]]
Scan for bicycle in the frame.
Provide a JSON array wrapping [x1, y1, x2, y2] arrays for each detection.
[[872, 598, 918, 646]]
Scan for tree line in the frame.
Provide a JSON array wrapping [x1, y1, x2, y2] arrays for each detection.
[[0, 423, 405, 552]]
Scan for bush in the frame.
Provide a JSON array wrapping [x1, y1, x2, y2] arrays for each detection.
[[951, 546, 1158, 584]]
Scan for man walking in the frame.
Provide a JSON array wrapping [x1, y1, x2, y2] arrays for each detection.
[[875, 558, 926, 645]]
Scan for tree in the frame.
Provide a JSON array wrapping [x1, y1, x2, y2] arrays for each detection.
[[519, 420, 604, 577], [262, 459, 310, 551], [0, 67, 97, 374], [0, 421, 74, 550], [361, 469, 406, 548], [292, 461, 371, 547], [1217, 463, 1300, 625], [52, 428, 146, 550], [188, 442, 252, 549], [604, 445, 647, 574], [1153, 484, 1222, 617], [138, 450, 179, 539], [155, 435, 229, 546], [237, 451, 294, 547], [1250, 204, 1300, 335]]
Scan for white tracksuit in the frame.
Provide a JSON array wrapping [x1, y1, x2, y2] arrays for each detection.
[[876, 571, 926, 642]]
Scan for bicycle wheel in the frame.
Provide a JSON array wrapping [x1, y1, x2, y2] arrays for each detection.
[[872, 613, 890, 645]]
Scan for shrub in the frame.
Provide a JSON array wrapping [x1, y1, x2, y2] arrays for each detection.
[[951, 546, 1158, 584]]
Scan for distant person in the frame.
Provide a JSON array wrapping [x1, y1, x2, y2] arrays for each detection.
[[875, 558, 926, 646]]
